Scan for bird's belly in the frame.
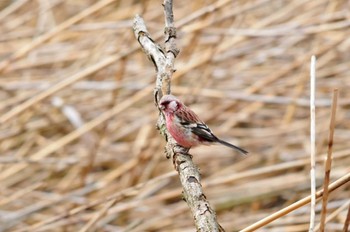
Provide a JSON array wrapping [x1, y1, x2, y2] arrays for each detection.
[[167, 119, 199, 148]]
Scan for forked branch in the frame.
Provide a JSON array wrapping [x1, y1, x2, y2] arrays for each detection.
[[132, 1, 223, 231]]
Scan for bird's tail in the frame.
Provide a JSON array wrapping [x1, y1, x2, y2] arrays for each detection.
[[218, 139, 248, 155]]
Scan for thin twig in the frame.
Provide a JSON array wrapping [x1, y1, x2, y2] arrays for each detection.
[[0, 0, 118, 73], [26, 86, 152, 160], [0, 0, 29, 22], [309, 55, 316, 232], [15, 172, 176, 231], [319, 89, 338, 232], [240, 172, 350, 232], [0, 50, 140, 124], [78, 197, 118, 232], [316, 199, 350, 231], [343, 203, 350, 232]]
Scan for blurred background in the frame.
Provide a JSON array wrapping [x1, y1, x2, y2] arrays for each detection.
[[0, 0, 349, 231]]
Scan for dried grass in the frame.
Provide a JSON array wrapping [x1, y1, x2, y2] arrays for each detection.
[[0, 0, 349, 231]]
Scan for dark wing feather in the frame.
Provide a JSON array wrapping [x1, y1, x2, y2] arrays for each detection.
[[176, 106, 218, 142], [191, 124, 219, 142], [176, 104, 248, 155]]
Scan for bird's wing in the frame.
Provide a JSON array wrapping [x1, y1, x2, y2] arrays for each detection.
[[190, 123, 219, 142], [176, 107, 218, 142]]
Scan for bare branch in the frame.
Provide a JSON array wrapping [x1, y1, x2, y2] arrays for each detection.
[[133, 15, 166, 71], [132, 1, 223, 231]]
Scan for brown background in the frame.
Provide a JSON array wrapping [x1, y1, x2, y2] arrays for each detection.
[[0, 0, 349, 231]]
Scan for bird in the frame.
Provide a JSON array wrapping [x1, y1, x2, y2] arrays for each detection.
[[159, 94, 248, 155]]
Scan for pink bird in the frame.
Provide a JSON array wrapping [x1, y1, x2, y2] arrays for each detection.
[[159, 94, 248, 155]]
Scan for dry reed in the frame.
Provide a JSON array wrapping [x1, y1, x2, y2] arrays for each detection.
[[0, 0, 349, 231]]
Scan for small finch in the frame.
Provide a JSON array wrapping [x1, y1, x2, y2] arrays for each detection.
[[159, 94, 248, 155]]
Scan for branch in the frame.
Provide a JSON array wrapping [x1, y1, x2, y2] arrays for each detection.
[[133, 1, 223, 231]]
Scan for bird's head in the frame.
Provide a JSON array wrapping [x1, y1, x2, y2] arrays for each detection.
[[159, 94, 181, 114]]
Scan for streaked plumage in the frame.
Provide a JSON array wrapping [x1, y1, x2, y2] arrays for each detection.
[[159, 94, 248, 155]]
